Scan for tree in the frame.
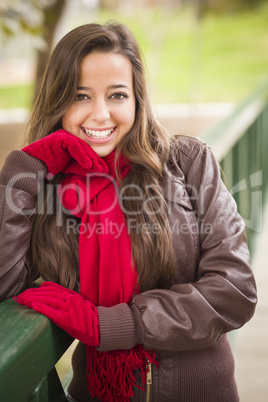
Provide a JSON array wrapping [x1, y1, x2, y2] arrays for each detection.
[[203, 0, 266, 13], [34, 0, 66, 99], [0, 0, 67, 101]]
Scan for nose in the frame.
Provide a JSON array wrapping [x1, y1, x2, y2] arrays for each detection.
[[91, 98, 110, 122]]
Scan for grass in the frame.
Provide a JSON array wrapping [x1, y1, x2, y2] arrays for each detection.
[[1, 4, 268, 108], [97, 4, 268, 103], [0, 84, 34, 109]]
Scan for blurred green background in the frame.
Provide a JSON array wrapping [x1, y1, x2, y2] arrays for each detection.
[[0, 0, 268, 109]]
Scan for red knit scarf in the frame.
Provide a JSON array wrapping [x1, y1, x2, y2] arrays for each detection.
[[58, 148, 158, 401]]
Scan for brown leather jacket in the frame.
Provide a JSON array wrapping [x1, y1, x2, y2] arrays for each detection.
[[0, 136, 257, 401]]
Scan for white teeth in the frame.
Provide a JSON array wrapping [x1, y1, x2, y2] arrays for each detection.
[[84, 128, 114, 138]]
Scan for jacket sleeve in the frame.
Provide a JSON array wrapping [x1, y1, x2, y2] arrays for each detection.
[[0, 151, 47, 301], [97, 139, 257, 352]]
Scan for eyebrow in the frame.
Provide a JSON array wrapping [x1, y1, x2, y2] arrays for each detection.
[[77, 84, 131, 91]]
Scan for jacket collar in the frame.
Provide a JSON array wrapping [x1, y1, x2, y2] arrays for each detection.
[[162, 164, 193, 210]]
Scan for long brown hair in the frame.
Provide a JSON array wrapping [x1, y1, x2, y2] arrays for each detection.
[[27, 22, 175, 292]]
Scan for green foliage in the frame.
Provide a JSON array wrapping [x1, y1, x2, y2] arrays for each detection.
[[97, 4, 268, 103], [0, 1, 43, 40], [1, 3, 268, 107], [204, 0, 267, 14]]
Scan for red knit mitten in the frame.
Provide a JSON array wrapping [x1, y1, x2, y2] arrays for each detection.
[[13, 282, 100, 346], [22, 130, 108, 177]]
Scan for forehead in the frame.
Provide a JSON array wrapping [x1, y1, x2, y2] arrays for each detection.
[[78, 51, 133, 87]]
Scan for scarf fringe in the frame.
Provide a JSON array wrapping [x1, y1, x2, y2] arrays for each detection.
[[86, 345, 159, 401]]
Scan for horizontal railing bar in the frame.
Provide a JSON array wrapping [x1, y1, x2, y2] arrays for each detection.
[[202, 79, 268, 161], [0, 298, 74, 402]]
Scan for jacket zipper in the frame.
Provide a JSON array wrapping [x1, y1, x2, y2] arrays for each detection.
[[146, 359, 152, 402]]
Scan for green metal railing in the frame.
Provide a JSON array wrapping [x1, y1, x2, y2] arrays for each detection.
[[0, 298, 73, 402], [202, 79, 268, 253], [0, 80, 268, 401]]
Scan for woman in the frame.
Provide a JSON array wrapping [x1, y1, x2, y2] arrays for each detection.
[[0, 22, 257, 401]]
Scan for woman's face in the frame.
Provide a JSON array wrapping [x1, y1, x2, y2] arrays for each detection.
[[62, 51, 136, 157]]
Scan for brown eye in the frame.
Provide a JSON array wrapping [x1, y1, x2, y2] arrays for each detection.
[[75, 94, 89, 101], [110, 93, 127, 100]]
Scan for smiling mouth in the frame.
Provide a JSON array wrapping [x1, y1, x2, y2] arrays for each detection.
[[82, 127, 116, 139]]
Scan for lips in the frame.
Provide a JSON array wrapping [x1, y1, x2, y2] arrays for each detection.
[[82, 127, 115, 139]]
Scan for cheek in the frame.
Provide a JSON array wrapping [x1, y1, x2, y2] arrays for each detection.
[[62, 110, 72, 130], [61, 116, 67, 130], [129, 99, 136, 126], [62, 106, 79, 130], [128, 109, 136, 129], [121, 103, 135, 128]]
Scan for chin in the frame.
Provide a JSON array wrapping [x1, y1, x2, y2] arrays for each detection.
[[91, 145, 115, 158]]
